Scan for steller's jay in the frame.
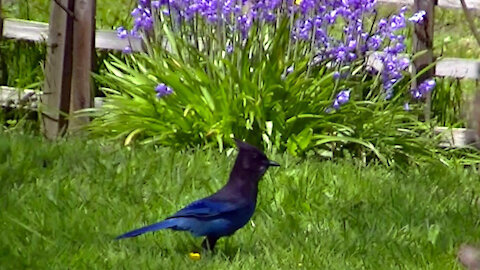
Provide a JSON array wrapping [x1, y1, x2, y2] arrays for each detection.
[[115, 140, 279, 251]]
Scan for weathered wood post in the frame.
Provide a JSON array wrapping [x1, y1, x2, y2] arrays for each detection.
[[69, 0, 95, 132], [43, 0, 96, 138], [412, 0, 435, 122], [475, 92, 480, 142], [43, 0, 75, 139], [0, 0, 3, 40], [0, 0, 3, 94]]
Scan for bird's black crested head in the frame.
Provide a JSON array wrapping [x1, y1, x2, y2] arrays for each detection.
[[233, 139, 279, 177]]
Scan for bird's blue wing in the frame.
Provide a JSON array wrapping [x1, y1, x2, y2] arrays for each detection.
[[167, 198, 242, 220], [115, 200, 238, 239]]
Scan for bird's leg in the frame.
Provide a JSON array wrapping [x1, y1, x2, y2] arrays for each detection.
[[201, 236, 219, 251]]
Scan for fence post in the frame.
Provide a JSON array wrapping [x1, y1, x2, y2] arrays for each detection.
[[69, 0, 95, 132], [412, 0, 436, 122], [42, 0, 75, 139], [0, 0, 3, 40], [475, 91, 480, 141], [0, 0, 3, 94], [0, 0, 3, 88]]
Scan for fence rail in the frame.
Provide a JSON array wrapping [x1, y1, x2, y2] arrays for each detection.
[[3, 18, 144, 51], [0, 87, 104, 109], [379, 0, 480, 9]]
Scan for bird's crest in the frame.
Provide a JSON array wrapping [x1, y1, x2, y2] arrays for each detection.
[[233, 139, 278, 172], [234, 139, 262, 152]]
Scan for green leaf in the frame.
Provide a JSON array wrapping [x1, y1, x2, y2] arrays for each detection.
[[312, 134, 387, 164], [199, 86, 216, 111], [124, 128, 145, 146], [295, 128, 313, 150], [427, 224, 441, 245]]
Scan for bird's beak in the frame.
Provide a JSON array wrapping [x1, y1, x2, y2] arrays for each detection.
[[267, 160, 280, 167]]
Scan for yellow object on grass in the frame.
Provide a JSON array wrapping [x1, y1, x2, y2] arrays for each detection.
[[189, 252, 201, 261]]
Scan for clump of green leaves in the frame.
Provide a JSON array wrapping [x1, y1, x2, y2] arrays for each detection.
[[81, 0, 480, 167], [84, 21, 453, 166]]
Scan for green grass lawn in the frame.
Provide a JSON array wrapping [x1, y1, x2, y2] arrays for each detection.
[[1, 132, 479, 269]]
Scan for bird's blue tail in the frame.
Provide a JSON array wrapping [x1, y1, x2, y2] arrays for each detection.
[[115, 219, 178, 240]]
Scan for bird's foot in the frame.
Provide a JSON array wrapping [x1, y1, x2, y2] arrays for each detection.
[[201, 236, 219, 251]]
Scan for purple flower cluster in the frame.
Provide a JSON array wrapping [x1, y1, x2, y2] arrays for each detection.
[[119, 0, 424, 64], [292, 0, 377, 56], [376, 8, 410, 99], [408, 10, 426, 24], [143, 0, 287, 37], [289, 3, 428, 101], [116, 1, 155, 53], [370, 7, 430, 99], [333, 89, 351, 109], [411, 79, 435, 99], [131, 3, 154, 32], [378, 52, 410, 99], [116, 26, 128, 39], [117, 0, 434, 108], [326, 89, 351, 112], [155, 83, 173, 98]]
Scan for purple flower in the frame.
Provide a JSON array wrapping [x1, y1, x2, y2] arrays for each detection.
[[377, 18, 388, 30], [130, 29, 142, 39], [398, 57, 410, 70], [411, 79, 435, 99], [226, 45, 233, 54], [411, 89, 421, 99], [122, 45, 132, 54], [347, 39, 357, 51], [131, 6, 142, 17], [333, 71, 340, 80], [409, 10, 426, 24], [332, 45, 348, 62], [367, 35, 382, 50], [131, 4, 154, 32], [348, 52, 357, 61], [286, 66, 294, 75], [389, 13, 406, 31], [139, 0, 149, 6], [155, 83, 173, 98], [403, 102, 410, 111], [425, 78, 436, 88], [237, 14, 254, 39], [116, 26, 128, 39], [299, 0, 315, 14], [326, 10, 338, 24], [152, 0, 161, 9], [281, 65, 295, 80], [332, 90, 351, 109]]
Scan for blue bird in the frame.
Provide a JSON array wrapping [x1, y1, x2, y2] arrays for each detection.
[[116, 140, 280, 250]]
